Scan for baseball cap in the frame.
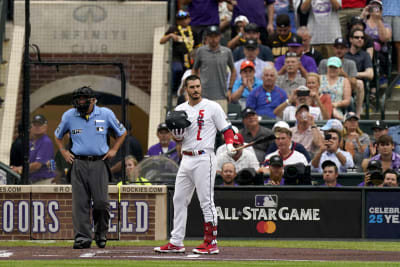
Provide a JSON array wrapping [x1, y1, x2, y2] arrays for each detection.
[[334, 37, 348, 48], [176, 10, 189, 19], [157, 122, 169, 132], [348, 16, 366, 29], [269, 155, 283, 167], [321, 160, 337, 169], [242, 107, 257, 118], [287, 35, 303, 47], [272, 121, 290, 132], [295, 104, 309, 115], [367, 159, 382, 170], [327, 56, 342, 68], [244, 39, 258, 49], [244, 23, 259, 33], [344, 111, 359, 122], [276, 14, 290, 28], [234, 15, 249, 25], [372, 120, 388, 130], [32, 114, 47, 125], [320, 119, 343, 131], [205, 25, 220, 36], [240, 60, 255, 71], [233, 133, 244, 145]]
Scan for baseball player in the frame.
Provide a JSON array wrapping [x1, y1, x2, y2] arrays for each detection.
[[154, 75, 236, 254], [54, 87, 127, 249]]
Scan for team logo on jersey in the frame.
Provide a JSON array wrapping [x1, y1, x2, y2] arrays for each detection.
[[71, 129, 82, 135], [96, 126, 105, 132]]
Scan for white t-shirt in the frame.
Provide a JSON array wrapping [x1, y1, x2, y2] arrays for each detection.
[[176, 98, 231, 152], [282, 105, 322, 121], [264, 150, 309, 166], [216, 149, 260, 172]]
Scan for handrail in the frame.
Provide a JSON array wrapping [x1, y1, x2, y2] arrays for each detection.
[[0, 0, 7, 64]]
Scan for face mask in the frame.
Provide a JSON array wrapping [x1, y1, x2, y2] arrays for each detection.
[[73, 97, 91, 118]]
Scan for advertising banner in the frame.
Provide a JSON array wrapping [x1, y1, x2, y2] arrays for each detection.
[[366, 191, 400, 239], [171, 189, 362, 238]]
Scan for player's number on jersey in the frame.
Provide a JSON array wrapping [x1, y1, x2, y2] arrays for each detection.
[[197, 109, 205, 141]]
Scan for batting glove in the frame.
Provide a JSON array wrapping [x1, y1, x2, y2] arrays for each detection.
[[171, 128, 185, 141], [226, 143, 237, 157]]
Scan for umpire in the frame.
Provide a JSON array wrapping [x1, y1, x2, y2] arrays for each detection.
[[54, 86, 127, 249]]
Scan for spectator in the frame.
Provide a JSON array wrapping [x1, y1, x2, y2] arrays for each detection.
[[246, 65, 288, 118], [342, 112, 370, 171], [275, 85, 323, 120], [382, 0, 400, 75], [234, 39, 270, 81], [362, 135, 400, 172], [146, 123, 179, 163], [259, 155, 285, 185], [220, 162, 238, 186], [274, 35, 318, 75], [109, 122, 144, 180], [10, 123, 23, 167], [388, 113, 400, 154], [319, 56, 352, 120], [232, 23, 274, 62], [160, 10, 200, 94], [231, 0, 275, 45], [311, 129, 354, 173], [239, 107, 274, 163], [268, 14, 296, 58], [339, 0, 366, 37], [11, 115, 56, 184], [321, 160, 342, 187], [318, 38, 364, 117], [305, 73, 332, 119], [290, 104, 324, 156], [227, 15, 249, 49], [264, 127, 309, 167], [344, 28, 374, 100], [346, 16, 374, 59], [360, 159, 383, 186], [274, 0, 297, 33], [275, 52, 306, 95], [364, 120, 389, 158], [381, 168, 399, 187], [231, 60, 263, 109], [193, 25, 236, 113], [125, 155, 151, 185], [183, 0, 220, 38], [265, 120, 312, 162], [296, 26, 323, 66], [299, 0, 342, 58], [216, 133, 259, 174]]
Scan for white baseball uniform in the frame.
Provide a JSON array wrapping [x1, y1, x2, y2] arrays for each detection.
[[170, 98, 231, 246]]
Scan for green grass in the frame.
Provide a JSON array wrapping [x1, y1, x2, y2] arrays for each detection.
[[1, 239, 400, 252], [0, 260, 398, 267]]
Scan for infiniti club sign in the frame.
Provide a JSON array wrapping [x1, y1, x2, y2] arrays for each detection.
[[73, 5, 107, 23]]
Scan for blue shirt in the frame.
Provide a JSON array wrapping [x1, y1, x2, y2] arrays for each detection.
[[246, 85, 287, 118], [382, 0, 400, 16], [55, 105, 126, 156], [232, 77, 263, 99], [388, 125, 400, 154]]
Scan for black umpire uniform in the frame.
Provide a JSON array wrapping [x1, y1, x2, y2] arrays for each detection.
[[54, 87, 127, 249]]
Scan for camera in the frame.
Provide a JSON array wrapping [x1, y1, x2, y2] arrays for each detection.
[[324, 133, 332, 140], [283, 163, 311, 185], [297, 90, 310, 97], [366, 160, 383, 186]]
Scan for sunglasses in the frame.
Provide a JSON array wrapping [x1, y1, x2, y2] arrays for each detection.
[[266, 92, 272, 104], [352, 35, 364, 39], [286, 52, 297, 57]]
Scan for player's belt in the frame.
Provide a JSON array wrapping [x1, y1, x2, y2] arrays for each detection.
[[182, 150, 205, 156], [74, 155, 104, 161]]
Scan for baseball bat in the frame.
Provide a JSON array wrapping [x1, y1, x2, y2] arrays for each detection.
[[233, 135, 276, 152]]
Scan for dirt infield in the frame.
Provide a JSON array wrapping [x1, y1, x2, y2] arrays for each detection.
[[1, 246, 400, 262]]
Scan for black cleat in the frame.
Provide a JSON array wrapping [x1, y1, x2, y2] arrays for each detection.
[[95, 234, 107, 248], [73, 240, 92, 249]]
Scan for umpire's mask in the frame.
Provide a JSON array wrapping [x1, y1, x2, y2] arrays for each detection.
[[72, 86, 95, 117]]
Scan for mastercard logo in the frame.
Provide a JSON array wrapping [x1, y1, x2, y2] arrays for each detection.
[[256, 221, 276, 234]]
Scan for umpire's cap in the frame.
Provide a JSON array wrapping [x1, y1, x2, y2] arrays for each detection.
[[165, 110, 191, 130], [72, 86, 96, 100]]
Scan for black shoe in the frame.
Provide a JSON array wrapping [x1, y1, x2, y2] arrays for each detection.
[[95, 234, 107, 248], [73, 240, 91, 249]]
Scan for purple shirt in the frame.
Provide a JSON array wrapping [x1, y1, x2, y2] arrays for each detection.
[[370, 152, 400, 170], [146, 141, 179, 163], [274, 54, 318, 73], [29, 134, 55, 182], [264, 177, 285, 185], [322, 183, 342, 187], [232, 0, 275, 28], [188, 0, 219, 26]]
